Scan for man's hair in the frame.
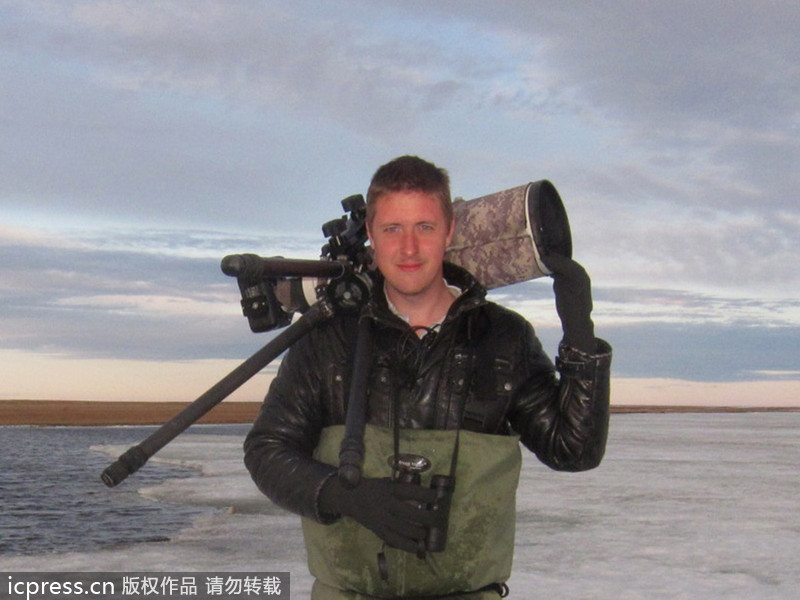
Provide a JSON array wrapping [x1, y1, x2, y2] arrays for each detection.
[[366, 155, 453, 226]]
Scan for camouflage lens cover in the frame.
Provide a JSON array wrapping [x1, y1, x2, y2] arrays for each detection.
[[445, 180, 571, 290]]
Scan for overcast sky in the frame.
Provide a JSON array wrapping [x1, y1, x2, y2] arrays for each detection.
[[2, 1, 799, 406]]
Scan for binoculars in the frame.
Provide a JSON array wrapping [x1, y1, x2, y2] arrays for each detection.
[[394, 455, 455, 557]]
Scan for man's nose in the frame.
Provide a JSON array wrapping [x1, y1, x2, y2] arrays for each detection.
[[400, 230, 418, 255]]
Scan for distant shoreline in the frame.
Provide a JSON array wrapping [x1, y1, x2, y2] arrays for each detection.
[[1, 399, 798, 426], [0, 400, 261, 426], [609, 404, 800, 414]]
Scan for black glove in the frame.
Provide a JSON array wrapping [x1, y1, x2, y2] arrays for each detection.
[[319, 475, 438, 554], [541, 253, 596, 354]]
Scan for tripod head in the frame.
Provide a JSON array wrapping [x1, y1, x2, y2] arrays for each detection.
[[221, 194, 373, 332]]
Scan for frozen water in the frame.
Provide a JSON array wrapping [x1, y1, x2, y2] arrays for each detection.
[[510, 413, 799, 599], [1, 413, 797, 599]]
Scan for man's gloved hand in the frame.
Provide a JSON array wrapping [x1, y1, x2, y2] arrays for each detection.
[[541, 253, 596, 354], [319, 475, 438, 554]]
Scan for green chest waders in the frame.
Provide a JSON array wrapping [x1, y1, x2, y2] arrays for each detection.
[[302, 424, 522, 599]]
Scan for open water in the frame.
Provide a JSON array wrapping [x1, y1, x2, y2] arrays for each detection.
[[0, 425, 244, 556]]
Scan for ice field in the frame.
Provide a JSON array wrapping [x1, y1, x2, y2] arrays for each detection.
[[1, 413, 798, 599]]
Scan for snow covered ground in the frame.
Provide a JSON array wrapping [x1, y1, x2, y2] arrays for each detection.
[[2, 413, 798, 599]]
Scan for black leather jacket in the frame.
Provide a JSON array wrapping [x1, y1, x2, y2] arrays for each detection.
[[244, 263, 612, 521]]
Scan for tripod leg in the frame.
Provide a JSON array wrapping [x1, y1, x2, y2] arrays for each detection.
[[101, 302, 332, 487], [337, 311, 373, 488]]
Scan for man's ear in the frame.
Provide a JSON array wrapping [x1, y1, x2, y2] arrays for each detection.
[[445, 218, 456, 247]]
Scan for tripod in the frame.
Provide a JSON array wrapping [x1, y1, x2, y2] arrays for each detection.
[[101, 257, 373, 489]]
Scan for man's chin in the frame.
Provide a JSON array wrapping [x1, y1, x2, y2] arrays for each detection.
[[383, 267, 443, 299], [384, 279, 429, 299], [387, 284, 425, 298]]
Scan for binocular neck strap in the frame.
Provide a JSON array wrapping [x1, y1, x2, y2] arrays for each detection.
[[391, 391, 462, 483], [389, 311, 483, 481]]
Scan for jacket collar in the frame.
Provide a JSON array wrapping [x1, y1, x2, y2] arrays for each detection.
[[364, 262, 487, 327]]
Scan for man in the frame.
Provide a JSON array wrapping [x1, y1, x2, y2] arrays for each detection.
[[244, 156, 612, 599]]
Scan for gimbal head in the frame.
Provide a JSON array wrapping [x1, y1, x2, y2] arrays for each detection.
[[221, 194, 373, 332]]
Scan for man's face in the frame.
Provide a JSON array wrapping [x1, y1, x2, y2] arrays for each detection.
[[368, 189, 455, 304]]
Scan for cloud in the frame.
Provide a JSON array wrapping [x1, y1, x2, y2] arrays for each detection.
[[0, 223, 323, 361], [577, 206, 800, 296], [1, 3, 386, 228], [443, 2, 800, 130], [411, 2, 800, 263], [594, 287, 800, 328], [5, 2, 797, 225]]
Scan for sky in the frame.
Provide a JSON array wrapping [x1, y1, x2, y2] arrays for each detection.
[[1, 1, 799, 407]]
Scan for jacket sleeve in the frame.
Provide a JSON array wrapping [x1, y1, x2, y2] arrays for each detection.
[[508, 322, 612, 472], [243, 329, 340, 522]]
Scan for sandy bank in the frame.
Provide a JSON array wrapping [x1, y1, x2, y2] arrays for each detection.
[[0, 400, 261, 426], [1, 399, 796, 426]]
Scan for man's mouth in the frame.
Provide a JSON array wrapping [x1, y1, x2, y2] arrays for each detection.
[[398, 262, 422, 272]]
